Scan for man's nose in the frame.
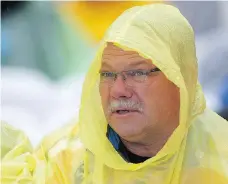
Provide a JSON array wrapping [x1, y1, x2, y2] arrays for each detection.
[[110, 75, 132, 98]]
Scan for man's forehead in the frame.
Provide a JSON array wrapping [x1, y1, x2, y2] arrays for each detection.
[[102, 43, 139, 56], [101, 43, 154, 66]]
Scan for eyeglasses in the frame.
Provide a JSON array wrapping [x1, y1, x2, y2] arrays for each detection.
[[99, 68, 160, 87]]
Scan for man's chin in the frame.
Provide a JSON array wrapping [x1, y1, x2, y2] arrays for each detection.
[[110, 121, 144, 139]]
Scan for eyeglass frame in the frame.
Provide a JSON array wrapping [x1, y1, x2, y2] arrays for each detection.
[[99, 67, 161, 87]]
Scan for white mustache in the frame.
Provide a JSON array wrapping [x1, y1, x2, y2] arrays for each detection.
[[108, 99, 143, 113]]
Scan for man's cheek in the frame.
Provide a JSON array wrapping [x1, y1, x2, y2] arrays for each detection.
[[102, 99, 109, 117]]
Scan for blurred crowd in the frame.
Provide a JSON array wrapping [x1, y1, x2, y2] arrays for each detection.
[[1, 1, 228, 146]]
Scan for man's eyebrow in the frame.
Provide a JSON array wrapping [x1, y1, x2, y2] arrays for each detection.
[[100, 62, 113, 71], [100, 59, 153, 71], [100, 62, 111, 68]]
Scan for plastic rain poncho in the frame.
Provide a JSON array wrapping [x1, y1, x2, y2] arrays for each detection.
[[2, 4, 228, 184], [1, 122, 35, 183]]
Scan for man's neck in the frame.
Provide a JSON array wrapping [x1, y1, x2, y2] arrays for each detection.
[[120, 132, 172, 157]]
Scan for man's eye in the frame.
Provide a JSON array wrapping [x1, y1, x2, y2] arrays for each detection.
[[101, 72, 115, 78], [128, 70, 146, 76]]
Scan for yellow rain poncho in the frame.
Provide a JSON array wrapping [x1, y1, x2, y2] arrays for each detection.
[[2, 4, 228, 184], [1, 122, 35, 183]]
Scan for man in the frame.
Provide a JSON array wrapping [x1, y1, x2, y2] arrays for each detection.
[[2, 3, 228, 184], [37, 4, 228, 184]]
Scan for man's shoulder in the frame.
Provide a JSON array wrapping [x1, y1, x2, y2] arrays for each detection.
[[193, 108, 228, 133]]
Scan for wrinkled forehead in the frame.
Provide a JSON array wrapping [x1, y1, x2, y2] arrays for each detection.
[[101, 42, 156, 69]]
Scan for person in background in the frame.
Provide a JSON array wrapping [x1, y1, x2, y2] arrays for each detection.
[[219, 76, 228, 120]]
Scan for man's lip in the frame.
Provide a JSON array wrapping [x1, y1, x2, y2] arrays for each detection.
[[111, 110, 140, 117], [112, 109, 139, 113], [112, 109, 140, 114]]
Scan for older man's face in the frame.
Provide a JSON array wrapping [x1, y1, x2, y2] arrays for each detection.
[[99, 43, 180, 142]]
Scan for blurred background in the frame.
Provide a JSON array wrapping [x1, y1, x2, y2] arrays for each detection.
[[1, 1, 228, 146]]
